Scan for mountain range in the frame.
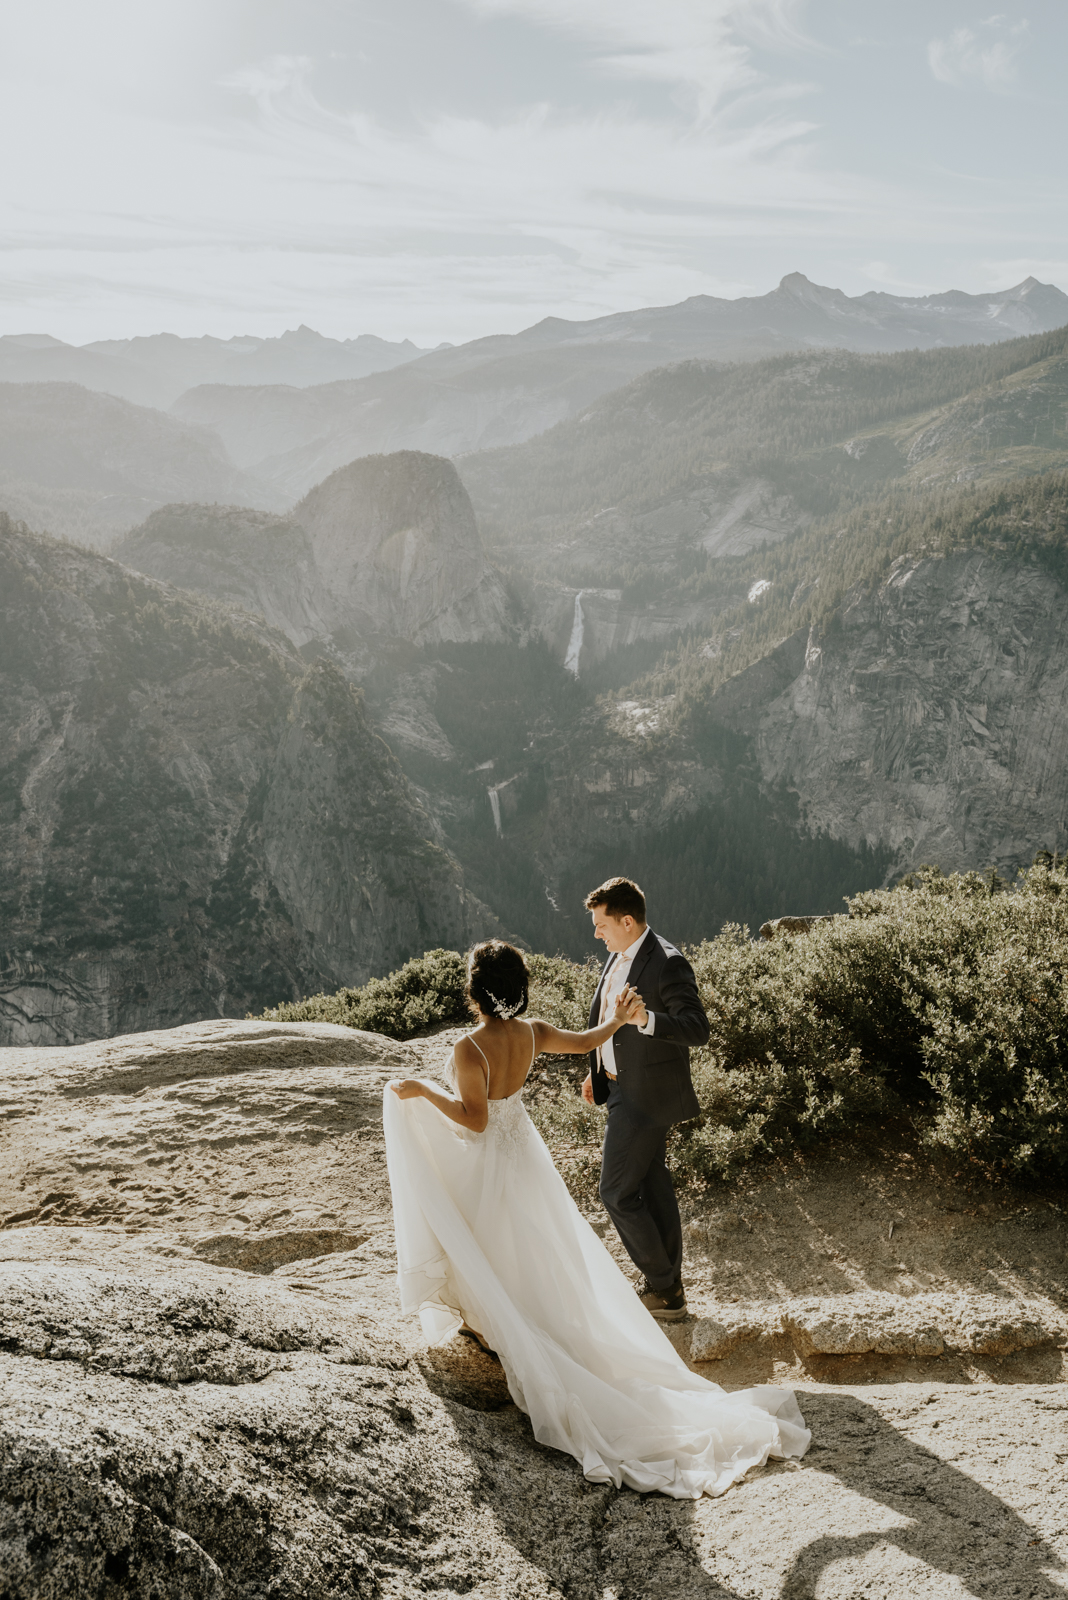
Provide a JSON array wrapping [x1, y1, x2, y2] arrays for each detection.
[[0, 326, 432, 410], [5, 273, 1067, 519], [3, 271, 1068, 1041], [169, 274, 1068, 500]]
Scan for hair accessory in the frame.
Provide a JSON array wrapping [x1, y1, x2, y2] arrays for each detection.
[[486, 988, 523, 1019]]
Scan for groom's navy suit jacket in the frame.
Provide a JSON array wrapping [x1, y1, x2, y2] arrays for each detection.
[[586, 929, 708, 1128]]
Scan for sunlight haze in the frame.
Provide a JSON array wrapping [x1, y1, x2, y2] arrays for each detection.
[[0, 0, 1064, 343]]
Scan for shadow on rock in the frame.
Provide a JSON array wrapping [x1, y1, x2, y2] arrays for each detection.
[[780, 1390, 1065, 1599]]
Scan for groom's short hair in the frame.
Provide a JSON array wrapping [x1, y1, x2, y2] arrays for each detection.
[[584, 876, 646, 922]]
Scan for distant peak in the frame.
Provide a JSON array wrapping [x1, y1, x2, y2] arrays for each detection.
[[277, 325, 326, 345], [777, 272, 849, 307], [1, 332, 69, 349]]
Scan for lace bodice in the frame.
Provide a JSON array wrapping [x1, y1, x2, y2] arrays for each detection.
[[447, 1023, 537, 1160], [485, 1092, 531, 1158]]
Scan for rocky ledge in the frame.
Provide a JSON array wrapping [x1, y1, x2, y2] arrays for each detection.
[[2, 1022, 1067, 1598]]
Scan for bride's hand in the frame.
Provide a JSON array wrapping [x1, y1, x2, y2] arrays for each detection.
[[389, 1078, 424, 1099], [610, 987, 632, 1023], [612, 985, 643, 1024], [618, 985, 647, 1026]]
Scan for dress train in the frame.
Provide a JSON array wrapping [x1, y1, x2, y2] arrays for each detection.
[[383, 1034, 809, 1499]]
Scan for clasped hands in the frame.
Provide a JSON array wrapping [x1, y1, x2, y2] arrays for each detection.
[[612, 983, 648, 1028]]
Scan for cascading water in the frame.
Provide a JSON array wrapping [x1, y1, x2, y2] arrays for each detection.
[[564, 590, 586, 676], [488, 786, 502, 836]]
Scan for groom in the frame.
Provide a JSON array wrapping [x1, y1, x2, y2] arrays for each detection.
[[581, 877, 709, 1321]]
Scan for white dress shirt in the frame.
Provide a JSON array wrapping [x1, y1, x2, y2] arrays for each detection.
[[599, 929, 656, 1078]]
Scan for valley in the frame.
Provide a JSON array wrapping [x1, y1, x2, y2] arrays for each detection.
[[2, 286, 1068, 1038]]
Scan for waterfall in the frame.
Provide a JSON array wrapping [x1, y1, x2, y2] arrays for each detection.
[[488, 786, 502, 836], [564, 590, 586, 676]]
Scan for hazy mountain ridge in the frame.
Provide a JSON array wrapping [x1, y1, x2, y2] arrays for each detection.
[[0, 326, 431, 410], [0, 514, 486, 1045], [0, 381, 284, 550], [170, 274, 1068, 500]]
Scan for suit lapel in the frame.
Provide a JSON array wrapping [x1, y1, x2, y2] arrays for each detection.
[[626, 928, 657, 992]]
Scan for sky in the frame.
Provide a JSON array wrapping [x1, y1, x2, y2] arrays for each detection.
[[0, 0, 1064, 346]]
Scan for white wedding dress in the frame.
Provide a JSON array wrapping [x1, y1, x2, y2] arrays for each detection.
[[383, 1024, 809, 1499]]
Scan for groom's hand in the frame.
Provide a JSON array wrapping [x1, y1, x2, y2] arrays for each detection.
[[620, 984, 648, 1028], [581, 1073, 595, 1105]]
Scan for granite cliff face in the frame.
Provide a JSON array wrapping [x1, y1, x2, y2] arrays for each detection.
[[112, 505, 333, 648], [113, 452, 512, 655], [712, 551, 1068, 876], [0, 520, 479, 1045], [295, 452, 512, 646]]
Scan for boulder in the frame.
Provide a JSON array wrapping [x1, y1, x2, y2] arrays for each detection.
[[4, 1020, 1068, 1598]]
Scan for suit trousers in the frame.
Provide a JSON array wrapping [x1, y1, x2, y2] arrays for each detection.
[[598, 1083, 682, 1292]]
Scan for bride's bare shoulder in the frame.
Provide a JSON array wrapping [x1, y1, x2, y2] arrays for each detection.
[[454, 1029, 487, 1057]]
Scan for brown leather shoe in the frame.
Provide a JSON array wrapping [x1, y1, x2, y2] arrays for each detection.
[[637, 1278, 688, 1321]]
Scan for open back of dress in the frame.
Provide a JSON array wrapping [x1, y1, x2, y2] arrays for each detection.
[[383, 1038, 808, 1499]]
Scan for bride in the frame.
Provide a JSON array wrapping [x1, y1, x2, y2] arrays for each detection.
[[384, 939, 809, 1499]]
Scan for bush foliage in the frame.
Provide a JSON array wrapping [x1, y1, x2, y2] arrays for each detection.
[[259, 948, 470, 1039], [259, 947, 602, 1041], [261, 856, 1068, 1184], [683, 856, 1068, 1183]]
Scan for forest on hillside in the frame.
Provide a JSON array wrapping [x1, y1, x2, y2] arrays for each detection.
[[461, 324, 1068, 557], [265, 857, 1068, 1185], [647, 471, 1068, 736]]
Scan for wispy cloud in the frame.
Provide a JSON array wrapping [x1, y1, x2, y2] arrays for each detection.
[[927, 15, 1029, 92], [460, 0, 811, 119], [0, 0, 1061, 343]]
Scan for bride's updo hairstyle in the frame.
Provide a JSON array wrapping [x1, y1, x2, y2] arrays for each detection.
[[466, 940, 529, 1020]]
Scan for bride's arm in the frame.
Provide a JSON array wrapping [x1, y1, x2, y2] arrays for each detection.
[[530, 986, 642, 1056], [388, 1038, 489, 1132]]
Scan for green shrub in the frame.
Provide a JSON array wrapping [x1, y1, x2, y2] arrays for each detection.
[[256, 946, 602, 1041], [259, 855, 1068, 1185], [525, 951, 600, 1031], [670, 858, 1068, 1181], [258, 948, 469, 1039]]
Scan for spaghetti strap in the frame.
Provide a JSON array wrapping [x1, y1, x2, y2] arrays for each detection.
[[467, 1035, 490, 1087], [459, 1025, 535, 1096]]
